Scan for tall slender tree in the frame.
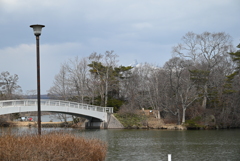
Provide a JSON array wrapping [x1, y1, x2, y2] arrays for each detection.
[[48, 64, 71, 100]]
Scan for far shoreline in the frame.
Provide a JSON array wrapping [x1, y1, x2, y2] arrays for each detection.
[[6, 121, 73, 127]]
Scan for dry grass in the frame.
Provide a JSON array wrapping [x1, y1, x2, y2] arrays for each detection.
[[0, 132, 107, 161], [147, 117, 165, 128]]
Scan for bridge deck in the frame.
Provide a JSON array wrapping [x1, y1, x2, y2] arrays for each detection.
[[0, 99, 113, 113], [0, 99, 113, 122]]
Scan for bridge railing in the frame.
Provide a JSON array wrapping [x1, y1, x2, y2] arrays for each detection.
[[0, 99, 113, 113]]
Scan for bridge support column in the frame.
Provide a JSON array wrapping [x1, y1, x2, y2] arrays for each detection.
[[83, 118, 108, 129]]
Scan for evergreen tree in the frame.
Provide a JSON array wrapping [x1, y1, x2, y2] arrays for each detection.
[[229, 44, 240, 74]]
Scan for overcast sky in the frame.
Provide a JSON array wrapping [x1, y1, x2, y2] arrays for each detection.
[[0, 0, 239, 94]]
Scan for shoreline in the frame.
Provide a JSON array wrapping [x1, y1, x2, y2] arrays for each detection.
[[7, 121, 73, 127], [3, 121, 240, 130], [7, 121, 187, 130]]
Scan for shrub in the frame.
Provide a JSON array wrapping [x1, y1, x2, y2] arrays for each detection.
[[0, 132, 107, 161], [0, 116, 11, 127], [185, 116, 203, 129]]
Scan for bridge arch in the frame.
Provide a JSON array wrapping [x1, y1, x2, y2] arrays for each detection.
[[0, 99, 113, 122]]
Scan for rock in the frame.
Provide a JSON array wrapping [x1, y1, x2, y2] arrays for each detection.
[[176, 125, 187, 130], [167, 126, 176, 130]]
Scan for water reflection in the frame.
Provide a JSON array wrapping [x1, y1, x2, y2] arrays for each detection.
[[1, 127, 240, 161]]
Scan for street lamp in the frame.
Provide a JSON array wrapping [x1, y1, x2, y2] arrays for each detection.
[[30, 24, 45, 135]]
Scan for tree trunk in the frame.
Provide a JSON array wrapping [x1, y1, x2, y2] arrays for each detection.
[[105, 79, 108, 107], [202, 84, 208, 109], [157, 110, 160, 119], [182, 107, 186, 124], [177, 108, 181, 125]]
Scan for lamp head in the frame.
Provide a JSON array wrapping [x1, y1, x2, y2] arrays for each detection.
[[30, 24, 45, 36]]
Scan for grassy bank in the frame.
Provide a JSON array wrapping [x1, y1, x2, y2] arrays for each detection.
[[114, 113, 186, 130], [114, 113, 148, 128], [0, 132, 107, 161]]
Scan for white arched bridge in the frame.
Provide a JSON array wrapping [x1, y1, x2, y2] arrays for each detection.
[[0, 99, 113, 124]]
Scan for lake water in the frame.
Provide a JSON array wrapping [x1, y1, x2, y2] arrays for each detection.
[[1, 127, 240, 161]]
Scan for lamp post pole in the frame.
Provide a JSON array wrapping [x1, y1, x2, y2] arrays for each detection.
[[30, 24, 45, 135], [36, 34, 41, 135]]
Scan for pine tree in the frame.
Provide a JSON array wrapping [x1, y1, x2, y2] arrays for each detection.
[[229, 43, 240, 74]]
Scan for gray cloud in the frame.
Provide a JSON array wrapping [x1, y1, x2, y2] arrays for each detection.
[[0, 0, 239, 93]]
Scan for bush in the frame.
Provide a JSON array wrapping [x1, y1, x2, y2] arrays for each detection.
[[185, 116, 203, 129], [107, 98, 124, 113], [0, 116, 11, 127], [0, 132, 107, 161]]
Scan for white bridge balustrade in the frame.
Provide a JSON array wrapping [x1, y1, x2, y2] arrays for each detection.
[[0, 99, 113, 122]]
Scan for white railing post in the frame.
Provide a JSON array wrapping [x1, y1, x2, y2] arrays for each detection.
[[168, 154, 171, 161]]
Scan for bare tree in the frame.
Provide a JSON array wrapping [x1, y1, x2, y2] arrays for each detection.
[[67, 57, 90, 103], [0, 71, 22, 99], [164, 57, 199, 124], [173, 32, 233, 109], [122, 63, 153, 110], [48, 64, 71, 100]]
